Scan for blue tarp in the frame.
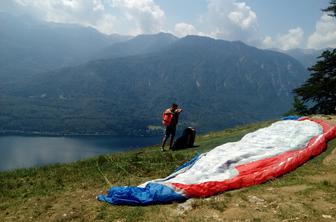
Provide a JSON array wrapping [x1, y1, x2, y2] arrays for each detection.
[[97, 182, 186, 205], [97, 155, 199, 205]]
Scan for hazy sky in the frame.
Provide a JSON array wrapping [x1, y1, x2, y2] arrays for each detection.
[[1, 0, 335, 49]]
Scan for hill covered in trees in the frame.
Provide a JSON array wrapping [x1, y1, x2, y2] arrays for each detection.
[[1, 36, 309, 135]]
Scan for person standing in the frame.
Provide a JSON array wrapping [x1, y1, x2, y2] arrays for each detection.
[[161, 103, 183, 151]]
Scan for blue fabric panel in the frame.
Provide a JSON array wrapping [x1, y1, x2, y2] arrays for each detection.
[[174, 154, 200, 173], [97, 182, 186, 205], [282, 116, 301, 120]]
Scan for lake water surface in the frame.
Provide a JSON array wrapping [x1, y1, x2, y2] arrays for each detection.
[[0, 135, 161, 171]]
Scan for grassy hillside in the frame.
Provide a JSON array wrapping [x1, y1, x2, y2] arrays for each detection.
[[0, 119, 335, 222]]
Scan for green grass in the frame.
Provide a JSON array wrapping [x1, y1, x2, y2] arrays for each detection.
[[1, 119, 335, 222]]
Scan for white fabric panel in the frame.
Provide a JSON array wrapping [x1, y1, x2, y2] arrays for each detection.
[[167, 120, 323, 184]]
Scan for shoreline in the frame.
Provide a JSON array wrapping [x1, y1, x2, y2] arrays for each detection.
[[0, 130, 163, 137]]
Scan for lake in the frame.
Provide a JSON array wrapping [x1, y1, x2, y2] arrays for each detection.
[[0, 135, 161, 171]]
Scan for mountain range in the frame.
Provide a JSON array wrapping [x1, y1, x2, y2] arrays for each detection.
[[274, 48, 326, 69], [0, 12, 129, 85], [1, 33, 310, 135], [0, 14, 315, 135], [94, 32, 178, 60]]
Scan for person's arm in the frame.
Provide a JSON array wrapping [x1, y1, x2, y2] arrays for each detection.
[[176, 108, 183, 113]]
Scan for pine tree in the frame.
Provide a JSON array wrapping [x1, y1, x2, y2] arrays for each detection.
[[292, 96, 308, 115], [294, 50, 336, 114], [323, 0, 336, 17], [292, 1, 336, 114]]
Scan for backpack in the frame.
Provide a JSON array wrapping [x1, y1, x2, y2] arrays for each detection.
[[162, 111, 173, 126], [172, 127, 196, 150]]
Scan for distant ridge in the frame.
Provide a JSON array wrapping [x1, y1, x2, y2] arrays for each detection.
[[95, 32, 178, 60], [270, 48, 326, 68], [2, 35, 309, 136], [0, 12, 129, 83]]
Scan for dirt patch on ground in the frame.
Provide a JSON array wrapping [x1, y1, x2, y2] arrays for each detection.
[[277, 185, 311, 193], [323, 148, 336, 166], [307, 172, 336, 184], [220, 207, 256, 221], [311, 115, 336, 126], [310, 115, 336, 167], [1, 188, 102, 222]]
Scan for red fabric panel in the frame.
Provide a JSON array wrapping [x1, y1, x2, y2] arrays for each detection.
[[172, 118, 336, 197]]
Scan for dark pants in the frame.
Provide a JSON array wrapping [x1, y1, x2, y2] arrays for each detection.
[[165, 124, 176, 137], [161, 124, 177, 150]]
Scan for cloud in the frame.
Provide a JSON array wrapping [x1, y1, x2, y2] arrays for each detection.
[[262, 36, 273, 48], [93, 0, 105, 11], [200, 0, 261, 45], [227, 2, 257, 30], [307, 14, 336, 49], [3, 0, 330, 50], [95, 14, 117, 35], [111, 0, 165, 35], [263, 27, 304, 50], [1, 0, 165, 35], [278, 28, 304, 50], [174, 22, 197, 37], [9, 0, 117, 34]]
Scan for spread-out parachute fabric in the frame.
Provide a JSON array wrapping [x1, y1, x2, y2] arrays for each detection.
[[97, 118, 336, 205]]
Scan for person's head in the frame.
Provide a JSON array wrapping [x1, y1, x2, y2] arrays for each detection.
[[171, 103, 178, 111]]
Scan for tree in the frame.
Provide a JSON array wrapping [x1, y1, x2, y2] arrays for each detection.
[[294, 50, 336, 114], [284, 95, 308, 116], [292, 1, 336, 114], [293, 96, 309, 115], [323, 0, 336, 17]]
